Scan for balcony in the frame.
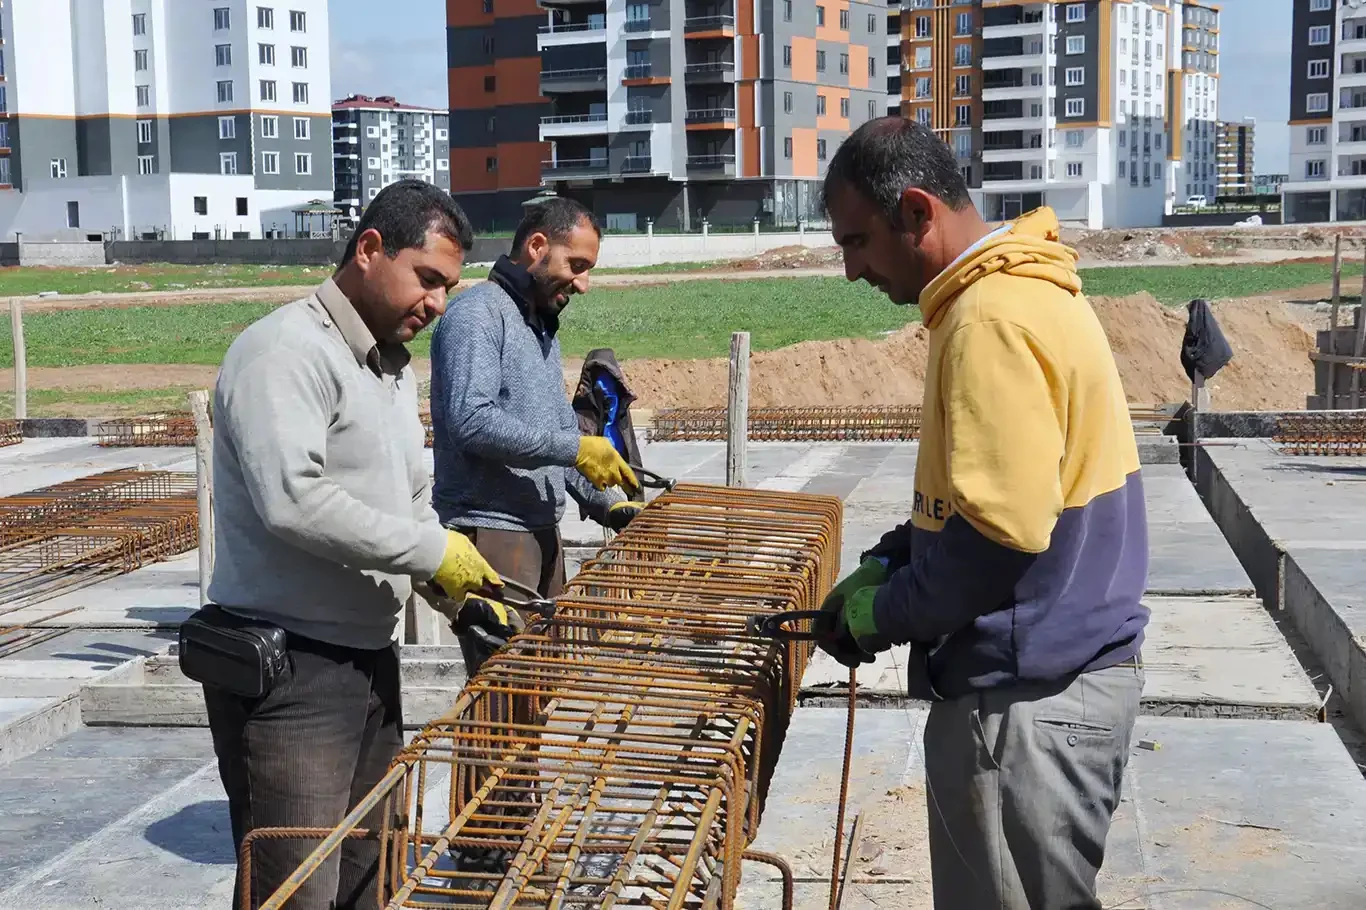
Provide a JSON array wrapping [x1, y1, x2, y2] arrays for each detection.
[[621, 155, 654, 174], [685, 60, 736, 82], [622, 109, 654, 128], [537, 18, 607, 47], [981, 7, 1045, 41], [686, 107, 736, 127], [981, 144, 1046, 163], [542, 157, 610, 178], [685, 15, 735, 35], [982, 82, 1046, 102], [539, 112, 609, 138], [541, 67, 609, 93], [687, 153, 737, 175], [982, 50, 1045, 71]]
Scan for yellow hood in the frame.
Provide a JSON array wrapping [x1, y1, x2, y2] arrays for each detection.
[[919, 206, 1083, 328]]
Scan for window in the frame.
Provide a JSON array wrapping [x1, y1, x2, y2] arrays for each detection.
[[783, 91, 793, 113], [817, 138, 828, 160], [1307, 93, 1330, 113], [292, 82, 308, 104], [868, 13, 876, 32], [783, 1, 792, 22], [262, 115, 279, 138], [1066, 161, 1083, 178], [817, 94, 827, 116], [260, 80, 276, 102], [50, 158, 67, 179], [482, 34, 495, 54], [956, 12, 971, 35], [955, 74, 971, 97], [367, 156, 379, 168], [839, 8, 849, 30], [1309, 59, 1329, 80], [138, 155, 154, 175], [290, 10, 306, 32], [1120, 69, 1127, 85], [955, 44, 971, 66], [1118, 160, 1127, 178], [212, 45, 231, 68], [258, 7, 274, 28], [194, 196, 208, 216], [66, 201, 79, 229], [840, 97, 849, 117], [135, 49, 149, 71], [295, 152, 312, 174], [365, 124, 378, 138], [262, 151, 280, 174], [916, 16, 930, 38], [1066, 3, 1084, 22], [1154, 163, 1161, 178], [217, 80, 234, 103], [220, 152, 238, 175], [219, 116, 236, 139], [1309, 25, 1330, 46], [869, 56, 876, 77], [816, 5, 825, 26], [132, 13, 146, 35], [868, 99, 877, 119], [137, 119, 153, 143], [1065, 67, 1084, 86], [291, 46, 307, 68], [1311, 0, 1332, 9], [1066, 130, 1083, 148], [955, 104, 970, 126], [1066, 35, 1084, 55], [293, 117, 310, 140], [914, 46, 931, 69], [1119, 129, 1127, 147], [236, 197, 249, 217], [137, 85, 151, 107], [1049, 66, 1056, 85], [482, 0, 492, 11], [1308, 126, 1327, 145], [1065, 97, 1084, 117], [260, 43, 276, 65], [484, 75, 496, 92], [916, 77, 931, 98], [955, 134, 971, 158], [783, 45, 792, 67], [839, 53, 849, 75], [1307, 160, 1325, 179], [784, 137, 793, 158], [816, 50, 826, 72], [916, 107, 931, 125], [214, 8, 231, 30], [437, 158, 450, 171]]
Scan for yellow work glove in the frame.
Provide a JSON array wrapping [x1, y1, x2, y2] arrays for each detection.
[[431, 530, 502, 601], [574, 437, 639, 492]]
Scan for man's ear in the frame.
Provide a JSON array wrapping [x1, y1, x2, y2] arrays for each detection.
[[352, 228, 384, 272], [897, 188, 935, 239]]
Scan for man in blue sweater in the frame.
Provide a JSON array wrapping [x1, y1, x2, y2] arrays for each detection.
[[430, 197, 638, 669]]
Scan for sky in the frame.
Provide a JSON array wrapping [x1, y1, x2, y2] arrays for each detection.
[[328, 0, 1294, 176]]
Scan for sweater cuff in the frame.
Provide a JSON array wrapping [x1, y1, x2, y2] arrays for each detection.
[[411, 523, 450, 580], [550, 429, 582, 467]]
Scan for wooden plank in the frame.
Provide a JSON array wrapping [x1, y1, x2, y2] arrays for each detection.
[[186, 390, 213, 605], [726, 331, 750, 487], [9, 299, 25, 420], [1329, 234, 1342, 409], [1352, 246, 1366, 408]]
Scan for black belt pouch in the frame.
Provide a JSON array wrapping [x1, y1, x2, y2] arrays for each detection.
[[179, 604, 289, 699]]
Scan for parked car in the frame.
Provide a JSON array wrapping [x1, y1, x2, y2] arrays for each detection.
[[1186, 195, 1209, 209]]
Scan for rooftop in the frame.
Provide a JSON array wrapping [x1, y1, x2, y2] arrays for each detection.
[[331, 93, 446, 114]]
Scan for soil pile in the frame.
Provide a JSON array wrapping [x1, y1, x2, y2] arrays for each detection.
[[609, 293, 1315, 412]]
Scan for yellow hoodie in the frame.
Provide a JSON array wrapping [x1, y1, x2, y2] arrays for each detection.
[[865, 206, 1148, 697]]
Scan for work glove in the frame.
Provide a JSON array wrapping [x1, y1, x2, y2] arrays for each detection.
[[575, 437, 639, 492], [431, 530, 502, 601], [454, 595, 526, 641], [605, 500, 642, 531], [815, 558, 888, 669]]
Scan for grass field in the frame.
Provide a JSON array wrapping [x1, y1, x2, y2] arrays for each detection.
[[0, 262, 1348, 371]]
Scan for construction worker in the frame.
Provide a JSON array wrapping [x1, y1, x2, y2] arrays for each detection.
[[430, 195, 639, 673], [816, 118, 1149, 909], [201, 180, 502, 910]]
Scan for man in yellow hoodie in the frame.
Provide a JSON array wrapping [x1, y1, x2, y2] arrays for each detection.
[[817, 117, 1149, 909]]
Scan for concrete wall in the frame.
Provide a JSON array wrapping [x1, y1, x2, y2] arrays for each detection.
[[0, 241, 106, 266], [1161, 210, 1283, 227], [107, 237, 347, 264]]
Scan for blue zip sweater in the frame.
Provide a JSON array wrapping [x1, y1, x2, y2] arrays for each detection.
[[430, 257, 620, 532]]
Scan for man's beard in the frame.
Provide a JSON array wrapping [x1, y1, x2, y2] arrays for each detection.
[[530, 263, 570, 314]]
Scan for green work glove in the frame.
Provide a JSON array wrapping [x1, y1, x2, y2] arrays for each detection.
[[819, 558, 888, 616], [843, 586, 888, 654], [815, 559, 888, 668]]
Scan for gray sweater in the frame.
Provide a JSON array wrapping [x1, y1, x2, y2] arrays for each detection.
[[430, 261, 619, 531], [207, 280, 447, 649]]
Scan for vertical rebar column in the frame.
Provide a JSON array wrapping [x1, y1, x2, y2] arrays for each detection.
[[727, 332, 750, 488]]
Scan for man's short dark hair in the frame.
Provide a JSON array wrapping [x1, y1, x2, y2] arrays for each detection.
[[340, 179, 474, 265], [822, 117, 972, 229], [511, 196, 602, 254]]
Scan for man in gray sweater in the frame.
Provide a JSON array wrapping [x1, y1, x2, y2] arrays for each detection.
[[431, 197, 639, 670], [204, 181, 501, 910]]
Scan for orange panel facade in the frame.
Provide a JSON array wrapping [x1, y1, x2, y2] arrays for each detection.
[[450, 147, 499, 192], [817, 87, 851, 132], [791, 37, 817, 83], [493, 57, 545, 107], [450, 66, 496, 111], [446, 0, 492, 28], [815, 0, 851, 44], [495, 141, 546, 190], [848, 45, 869, 90], [791, 128, 818, 178]]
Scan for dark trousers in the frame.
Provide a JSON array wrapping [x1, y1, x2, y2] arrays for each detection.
[[204, 637, 404, 910]]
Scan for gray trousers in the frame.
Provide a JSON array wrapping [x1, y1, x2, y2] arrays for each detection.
[[924, 663, 1144, 910]]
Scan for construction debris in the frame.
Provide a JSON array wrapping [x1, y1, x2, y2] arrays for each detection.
[[253, 482, 841, 910], [1274, 412, 1366, 456]]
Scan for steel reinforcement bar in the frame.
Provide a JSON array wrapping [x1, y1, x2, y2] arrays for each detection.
[[0, 469, 196, 547], [96, 413, 198, 448], [0, 420, 20, 448], [255, 483, 840, 910], [1274, 412, 1366, 456], [650, 406, 923, 442]]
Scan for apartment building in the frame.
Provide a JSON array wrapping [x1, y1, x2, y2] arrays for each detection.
[[1165, 0, 1220, 210], [887, 1, 903, 114], [332, 95, 450, 221], [1215, 118, 1254, 196], [1284, 0, 1366, 223], [0, 0, 333, 241], [448, 0, 886, 232]]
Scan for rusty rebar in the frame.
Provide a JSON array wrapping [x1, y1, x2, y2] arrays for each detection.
[[253, 483, 843, 910], [96, 413, 198, 447], [0, 420, 20, 448], [1274, 412, 1366, 456]]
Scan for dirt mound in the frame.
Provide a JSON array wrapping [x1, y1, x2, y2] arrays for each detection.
[[617, 293, 1314, 412], [718, 244, 844, 271]]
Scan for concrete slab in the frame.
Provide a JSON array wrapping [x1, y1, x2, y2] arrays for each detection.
[[738, 708, 1366, 910], [0, 438, 193, 498], [1200, 440, 1366, 735], [0, 553, 201, 629], [800, 596, 1320, 719]]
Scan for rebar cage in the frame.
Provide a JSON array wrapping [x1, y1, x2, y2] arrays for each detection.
[[253, 483, 841, 910], [649, 406, 923, 442], [0, 420, 20, 448], [1274, 412, 1366, 456]]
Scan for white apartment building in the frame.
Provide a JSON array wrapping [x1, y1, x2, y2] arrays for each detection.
[[332, 95, 451, 221], [0, 0, 332, 241], [1164, 0, 1220, 211], [967, 0, 1170, 229], [1284, 0, 1366, 223]]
